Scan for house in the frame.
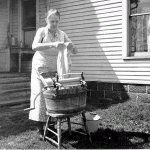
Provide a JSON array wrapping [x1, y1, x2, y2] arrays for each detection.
[[0, 0, 150, 105]]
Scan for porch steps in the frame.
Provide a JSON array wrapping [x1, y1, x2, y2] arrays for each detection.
[[0, 73, 31, 106]]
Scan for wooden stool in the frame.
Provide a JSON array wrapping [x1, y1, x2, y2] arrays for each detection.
[[43, 110, 91, 149]]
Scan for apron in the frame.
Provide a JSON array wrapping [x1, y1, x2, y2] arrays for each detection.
[[29, 27, 71, 122]]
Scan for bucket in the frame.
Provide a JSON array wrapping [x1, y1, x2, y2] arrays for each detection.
[[82, 112, 101, 134]]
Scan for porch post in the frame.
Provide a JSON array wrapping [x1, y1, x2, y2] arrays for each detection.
[[18, 0, 23, 46], [36, 0, 40, 30], [122, 0, 130, 58], [7, 0, 11, 71]]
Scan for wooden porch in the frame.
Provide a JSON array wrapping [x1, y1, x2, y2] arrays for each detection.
[[0, 72, 31, 106]]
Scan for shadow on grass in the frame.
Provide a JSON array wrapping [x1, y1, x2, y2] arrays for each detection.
[[1, 101, 150, 149], [61, 128, 150, 149], [0, 108, 37, 140], [87, 81, 131, 110], [86, 98, 115, 111], [86, 94, 131, 112]]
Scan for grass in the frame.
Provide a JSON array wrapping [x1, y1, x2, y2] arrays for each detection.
[[1, 99, 150, 149]]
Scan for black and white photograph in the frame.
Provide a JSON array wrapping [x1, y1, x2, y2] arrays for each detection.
[[0, 0, 150, 149]]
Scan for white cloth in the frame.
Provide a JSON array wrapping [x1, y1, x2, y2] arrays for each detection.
[[57, 47, 72, 79]]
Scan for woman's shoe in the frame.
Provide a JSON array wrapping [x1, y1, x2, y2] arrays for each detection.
[[36, 121, 45, 140], [37, 129, 44, 140]]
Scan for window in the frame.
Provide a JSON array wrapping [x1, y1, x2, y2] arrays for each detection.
[[22, 0, 36, 48], [22, 0, 36, 30], [122, 0, 150, 59]]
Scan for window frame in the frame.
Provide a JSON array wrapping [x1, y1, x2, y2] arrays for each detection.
[[122, 0, 150, 60]]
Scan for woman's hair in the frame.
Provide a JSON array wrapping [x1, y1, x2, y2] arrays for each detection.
[[46, 9, 60, 19]]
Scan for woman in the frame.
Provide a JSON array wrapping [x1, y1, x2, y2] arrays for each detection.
[[29, 9, 78, 139]]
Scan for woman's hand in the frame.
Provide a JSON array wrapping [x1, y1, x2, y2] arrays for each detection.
[[55, 42, 66, 50], [72, 45, 78, 54], [65, 42, 78, 54], [65, 42, 74, 51]]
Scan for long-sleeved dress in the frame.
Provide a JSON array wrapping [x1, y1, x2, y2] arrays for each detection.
[[29, 26, 73, 122]]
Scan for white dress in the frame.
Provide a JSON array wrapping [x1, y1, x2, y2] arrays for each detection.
[[29, 26, 72, 122]]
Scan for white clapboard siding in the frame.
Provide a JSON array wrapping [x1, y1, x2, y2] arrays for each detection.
[[78, 47, 122, 52], [45, 0, 150, 84], [39, 0, 47, 27], [85, 75, 150, 84], [75, 42, 122, 49], [72, 51, 122, 56], [68, 28, 122, 37], [0, 0, 8, 49], [72, 66, 150, 72], [71, 35, 122, 43], [51, 0, 122, 13], [71, 70, 150, 76], [60, 9, 122, 23], [72, 60, 150, 66], [0, 0, 9, 71]]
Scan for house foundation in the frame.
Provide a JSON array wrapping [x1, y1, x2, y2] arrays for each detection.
[[87, 81, 150, 104]]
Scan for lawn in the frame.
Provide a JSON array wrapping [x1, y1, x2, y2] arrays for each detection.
[[1, 99, 150, 149]]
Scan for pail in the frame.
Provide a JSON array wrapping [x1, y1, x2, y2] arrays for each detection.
[[82, 112, 101, 133]]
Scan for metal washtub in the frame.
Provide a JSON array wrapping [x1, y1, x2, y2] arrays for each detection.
[[41, 72, 87, 114]]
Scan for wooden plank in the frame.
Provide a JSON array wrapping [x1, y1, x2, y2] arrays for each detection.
[[72, 39, 122, 46], [71, 60, 150, 66], [73, 70, 150, 76], [72, 51, 122, 56], [74, 73, 150, 80], [110, 63, 150, 66], [84, 77, 150, 85], [90, 0, 122, 3], [72, 66, 150, 72], [71, 55, 122, 60], [75, 42, 122, 48], [60, 20, 122, 31], [76, 47, 122, 52], [70, 34, 122, 42]]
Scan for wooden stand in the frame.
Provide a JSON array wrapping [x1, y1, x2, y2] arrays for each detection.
[[43, 110, 91, 149]]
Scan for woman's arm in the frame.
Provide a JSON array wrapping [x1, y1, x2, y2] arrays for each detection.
[[32, 28, 64, 51], [64, 32, 78, 54]]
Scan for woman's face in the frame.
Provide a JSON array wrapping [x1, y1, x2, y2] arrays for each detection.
[[46, 14, 60, 31]]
